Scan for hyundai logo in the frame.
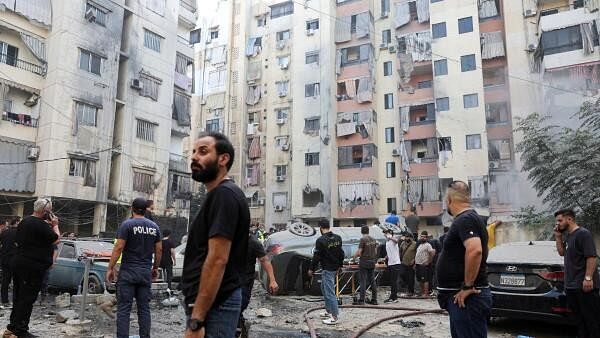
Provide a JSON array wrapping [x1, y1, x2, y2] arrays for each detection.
[[506, 265, 518, 272]]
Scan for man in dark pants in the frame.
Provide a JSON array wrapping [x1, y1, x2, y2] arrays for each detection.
[[4, 199, 60, 338], [399, 234, 416, 297], [160, 229, 176, 290], [0, 218, 18, 308], [554, 208, 600, 338], [107, 197, 162, 338], [383, 230, 401, 303], [436, 181, 491, 338], [181, 132, 250, 338], [237, 235, 278, 337], [352, 225, 379, 305]]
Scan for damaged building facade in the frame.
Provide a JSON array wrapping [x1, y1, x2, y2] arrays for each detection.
[[0, 0, 197, 235], [194, 0, 599, 231]]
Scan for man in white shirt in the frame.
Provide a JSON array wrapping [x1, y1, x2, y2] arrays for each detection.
[[415, 231, 436, 297], [384, 230, 401, 303]]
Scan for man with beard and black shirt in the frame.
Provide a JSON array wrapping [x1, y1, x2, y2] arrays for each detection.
[[160, 229, 176, 291], [436, 181, 490, 338], [4, 199, 60, 338], [0, 217, 19, 308], [181, 132, 250, 338]]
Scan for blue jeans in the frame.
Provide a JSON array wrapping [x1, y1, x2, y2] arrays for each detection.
[[445, 288, 492, 338], [116, 267, 152, 338], [320, 270, 339, 317], [187, 288, 242, 338]]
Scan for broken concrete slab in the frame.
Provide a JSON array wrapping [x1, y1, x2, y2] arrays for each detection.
[[55, 293, 71, 308], [96, 294, 115, 305], [255, 308, 273, 318], [71, 294, 100, 305], [56, 310, 79, 323], [161, 297, 179, 307], [63, 319, 92, 336]]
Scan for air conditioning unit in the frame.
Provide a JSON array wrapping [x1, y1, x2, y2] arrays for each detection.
[[85, 8, 96, 22], [257, 198, 265, 206], [280, 63, 289, 70], [524, 9, 536, 17], [306, 29, 314, 36], [274, 205, 284, 211], [281, 144, 290, 151], [392, 148, 400, 157], [276, 175, 286, 182], [379, 43, 389, 50], [381, 11, 389, 18], [200, 99, 207, 105], [24, 94, 39, 107], [27, 147, 39, 160], [130, 78, 143, 90], [388, 46, 397, 53], [276, 118, 286, 125]]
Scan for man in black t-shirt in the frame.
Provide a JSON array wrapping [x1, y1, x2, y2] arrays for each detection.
[[554, 208, 600, 338], [4, 199, 60, 338], [181, 132, 250, 338], [160, 229, 176, 290], [435, 181, 490, 338], [0, 217, 18, 307]]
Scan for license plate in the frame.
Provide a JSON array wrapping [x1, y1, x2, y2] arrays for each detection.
[[500, 274, 526, 286]]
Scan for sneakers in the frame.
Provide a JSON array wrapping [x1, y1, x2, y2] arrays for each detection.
[[318, 311, 330, 318], [384, 298, 398, 303], [322, 316, 338, 325]]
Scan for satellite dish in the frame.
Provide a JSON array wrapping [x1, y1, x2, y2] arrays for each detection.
[[288, 222, 316, 237]]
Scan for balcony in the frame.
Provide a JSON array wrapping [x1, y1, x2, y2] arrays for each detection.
[[179, 0, 198, 29], [0, 54, 44, 76], [169, 153, 190, 173], [2, 111, 38, 127]]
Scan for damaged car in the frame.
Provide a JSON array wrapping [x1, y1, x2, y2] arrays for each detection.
[[258, 223, 397, 296]]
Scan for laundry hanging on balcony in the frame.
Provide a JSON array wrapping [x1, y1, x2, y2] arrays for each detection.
[[393, 1, 410, 28], [246, 85, 262, 106], [481, 31, 505, 59], [248, 136, 261, 159], [400, 106, 410, 133], [247, 61, 262, 81], [335, 50, 342, 75], [581, 22, 595, 55], [478, 0, 498, 19], [345, 79, 357, 99], [356, 76, 373, 103], [397, 52, 414, 85], [401, 31, 432, 62], [400, 139, 411, 173], [336, 122, 356, 137], [586, 0, 600, 12], [173, 91, 191, 126], [416, 0, 429, 23], [355, 12, 371, 39], [335, 16, 352, 43], [338, 181, 377, 212]]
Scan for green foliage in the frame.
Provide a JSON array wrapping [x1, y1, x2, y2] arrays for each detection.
[[513, 205, 552, 231]]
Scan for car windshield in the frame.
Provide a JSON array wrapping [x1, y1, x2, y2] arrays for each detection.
[[77, 241, 114, 256]]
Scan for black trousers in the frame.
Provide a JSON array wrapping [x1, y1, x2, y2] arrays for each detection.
[[400, 264, 415, 294], [566, 289, 600, 338], [1, 260, 13, 304], [161, 265, 173, 289], [388, 264, 402, 300], [7, 265, 45, 336], [358, 267, 377, 302]]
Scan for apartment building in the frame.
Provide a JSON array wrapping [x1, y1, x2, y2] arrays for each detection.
[[0, 0, 197, 235]]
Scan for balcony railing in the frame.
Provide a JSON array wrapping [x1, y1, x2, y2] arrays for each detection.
[[169, 153, 189, 173], [0, 54, 44, 76], [2, 111, 38, 127], [409, 119, 435, 126]]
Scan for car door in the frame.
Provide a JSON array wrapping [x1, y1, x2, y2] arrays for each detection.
[[51, 242, 82, 289]]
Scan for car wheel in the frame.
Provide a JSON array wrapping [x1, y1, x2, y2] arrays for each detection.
[[288, 222, 316, 237], [86, 275, 104, 294]]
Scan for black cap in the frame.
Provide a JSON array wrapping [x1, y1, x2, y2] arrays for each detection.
[[132, 197, 148, 213]]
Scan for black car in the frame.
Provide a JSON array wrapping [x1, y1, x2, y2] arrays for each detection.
[[487, 241, 573, 324]]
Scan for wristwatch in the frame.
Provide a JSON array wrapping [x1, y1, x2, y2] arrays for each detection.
[[187, 318, 205, 332], [585, 276, 592, 281], [461, 283, 474, 290]]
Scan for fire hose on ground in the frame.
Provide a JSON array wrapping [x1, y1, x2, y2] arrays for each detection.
[[303, 305, 447, 338]]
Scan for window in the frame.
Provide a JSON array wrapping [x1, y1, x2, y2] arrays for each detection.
[[79, 49, 102, 75], [466, 134, 482, 150], [270, 1, 294, 19], [144, 29, 162, 52], [483, 67, 506, 87], [305, 152, 319, 166], [338, 144, 377, 168], [381, 0, 390, 16], [305, 83, 320, 97], [275, 165, 287, 177], [463, 93, 479, 108], [382, 29, 392, 44], [0, 42, 18, 67], [210, 29, 219, 40], [69, 158, 86, 177], [75, 101, 98, 126], [139, 73, 161, 101], [489, 139, 511, 161], [136, 119, 156, 142], [257, 16, 266, 27], [434, 59, 448, 76], [384, 93, 394, 109], [461, 54, 476, 72], [458, 17, 473, 34], [340, 44, 372, 66], [275, 136, 289, 147], [385, 127, 395, 143], [59, 243, 76, 259], [276, 30, 290, 41], [190, 28, 201, 44], [417, 80, 432, 89], [133, 170, 154, 193], [208, 69, 226, 88], [386, 162, 396, 178], [541, 26, 584, 55], [206, 118, 220, 132], [486, 102, 509, 124], [432, 22, 447, 39], [306, 19, 319, 30], [304, 117, 320, 132], [85, 2, 107, 26], [431, 0, 443, 2], [305, 51, 319, 64], [383, 61, 393, 76], [387, 198, 397, 214], [275, 108, 289, 120], [277, 55, 289, 68], [436, 97, 449, 111], [248, 111, 258, 124], [439, 137, 452, 151]]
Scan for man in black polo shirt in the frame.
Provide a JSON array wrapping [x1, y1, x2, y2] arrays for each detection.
[[436, 181, 490, 338], [554, 208, 600, 338], [181, 132, 250, 338]]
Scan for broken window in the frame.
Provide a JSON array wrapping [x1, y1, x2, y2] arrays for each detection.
[[79, 49, 101, 75], [488, 139, 511, 161], [541, 26, 583, 56], [406, 138, 438, 161], [133, 170, 154, 193], [136, 119, 156, 142], [144, 29, 162, 52], [303, 189, 323, 207], [305, 152, 319, 166], [60, 243, 76, 259], [270, 1, 294, 19], [86, 2, 107, 26], [485, 102, 509, 124], [304, 117, 320, 133], [466, 134, 481, 150], [305, 83, 320, 97], [340, 44, 372, 66], [338, 144, 377, 168], [173, 90, 191, 126]]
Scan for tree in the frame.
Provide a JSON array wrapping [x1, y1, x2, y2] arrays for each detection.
[[515, 98, 600, 231]]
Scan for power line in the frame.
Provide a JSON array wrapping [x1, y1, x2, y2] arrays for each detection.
[[0, 146, 118, 165]]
